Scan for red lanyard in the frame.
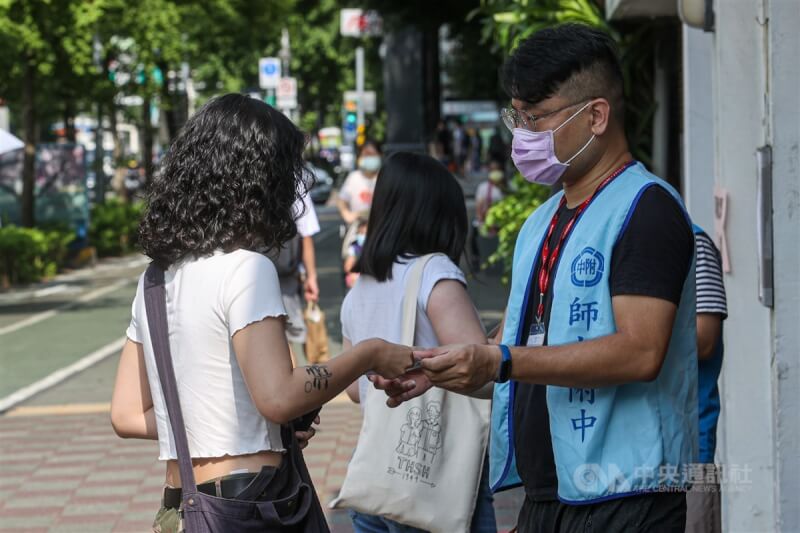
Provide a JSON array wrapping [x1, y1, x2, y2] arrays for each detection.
[[534, 161, 634, 322]]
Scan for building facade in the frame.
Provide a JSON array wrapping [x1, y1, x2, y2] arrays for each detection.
[[612, 0, 800, 531]]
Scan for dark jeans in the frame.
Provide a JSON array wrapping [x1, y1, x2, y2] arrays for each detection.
[[517, 492, 686, 533]]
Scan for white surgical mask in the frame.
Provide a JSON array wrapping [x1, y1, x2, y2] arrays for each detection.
[[359, 155, 382, 173]]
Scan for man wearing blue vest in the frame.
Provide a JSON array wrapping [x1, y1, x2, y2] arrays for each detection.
[[405, 24, 699, 531]]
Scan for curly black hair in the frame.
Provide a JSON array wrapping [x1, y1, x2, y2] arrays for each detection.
[[139, 94, 308, 268]]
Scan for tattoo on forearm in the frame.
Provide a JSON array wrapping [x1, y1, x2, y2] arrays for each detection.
[[305, 365, 332, 393]]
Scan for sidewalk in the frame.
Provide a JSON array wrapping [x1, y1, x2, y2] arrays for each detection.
[[0, 201, 520, 532], [0, 399, 523, 532]]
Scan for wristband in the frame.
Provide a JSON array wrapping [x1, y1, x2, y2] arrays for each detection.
[[495, 344, 512, 383]]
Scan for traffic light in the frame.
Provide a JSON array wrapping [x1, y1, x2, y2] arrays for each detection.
[[356, 124, 366, 147], [344, 98, 358, 135]]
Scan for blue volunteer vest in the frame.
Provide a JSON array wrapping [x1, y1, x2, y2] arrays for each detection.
[[490, 162, 699, 503]]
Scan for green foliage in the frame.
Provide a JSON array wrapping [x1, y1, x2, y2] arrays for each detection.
[[287, 0, 358, 130], [484, 176, 551, 281], [285, 0, 386, 133], [180, 1, 291, 94], [0, 199, 143, 285], [0, 0, 110, 126], [0, 225, 74, 284], [472, 0, 608, 51], [89, 198, 143, 257]]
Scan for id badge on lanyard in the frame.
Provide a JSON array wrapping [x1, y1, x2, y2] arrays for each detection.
[[527, 321, 545, 347]]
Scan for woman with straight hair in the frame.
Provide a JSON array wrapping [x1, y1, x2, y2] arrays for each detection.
[[109, 94, 414, 532], [340, 152, 496, 532]]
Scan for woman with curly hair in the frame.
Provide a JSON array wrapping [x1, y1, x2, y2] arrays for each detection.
[[109, 94, 414, 532]]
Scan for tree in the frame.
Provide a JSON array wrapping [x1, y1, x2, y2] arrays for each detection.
[[285, 0, 384, 134], [100, 0, 183, 184], [0, 0, 107, 226]]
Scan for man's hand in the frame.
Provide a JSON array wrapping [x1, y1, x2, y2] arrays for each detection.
[[304, 275, 319, 302], [295, 414, 320, 449], [418, 344, 501, 394], [370, 370, 434, 408]]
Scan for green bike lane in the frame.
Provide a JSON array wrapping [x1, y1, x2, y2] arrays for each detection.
[[0, 281, 138, 402]]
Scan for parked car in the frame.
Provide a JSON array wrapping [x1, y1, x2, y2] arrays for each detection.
[[306, 163, 334, 205]]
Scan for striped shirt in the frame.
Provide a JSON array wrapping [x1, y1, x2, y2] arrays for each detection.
[[696, 232, 728, 317]]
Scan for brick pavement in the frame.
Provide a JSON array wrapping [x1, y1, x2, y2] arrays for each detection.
[[1, 400, 522, 532]]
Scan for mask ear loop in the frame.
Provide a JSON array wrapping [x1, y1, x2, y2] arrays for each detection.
[[564, 134, 596, 165], [554, 100, 594, 133], [555, 100, 596, 165]]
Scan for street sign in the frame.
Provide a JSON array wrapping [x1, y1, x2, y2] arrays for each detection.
[[340, 9, 383, 37], [343, 90, 376, 113], [258, 57, 281, 89], [441, 100, 498, 116], [276, 77, 298, 110]]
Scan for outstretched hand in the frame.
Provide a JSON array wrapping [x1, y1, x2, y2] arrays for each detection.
[[370, 369, 434, 408], [416, 344, 500, 394], [364, 338, 416, 380]]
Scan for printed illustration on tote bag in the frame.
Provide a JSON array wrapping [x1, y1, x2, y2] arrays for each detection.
[[388, 401, 444, 487]]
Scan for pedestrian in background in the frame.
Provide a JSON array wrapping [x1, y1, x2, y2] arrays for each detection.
[[340, 152, 496, 533], [343, 215, 368, 288], [269, 189, 321, 367], [468, 126, 483, 174], [338, 139, 382, 265], [686, 225, 728, 533], [434, 119, 454, 167], [488, 126, 509, 166], [452, 120, 468, 175], [109, 94, 415, 533], [469, 160, 507, 270], [337, 139, 382, 226]]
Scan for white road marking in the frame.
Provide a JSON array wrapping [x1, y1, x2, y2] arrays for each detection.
[[0, 278, 134, 336], [31, 284, 71, 298], [0, 336, 127, 413]]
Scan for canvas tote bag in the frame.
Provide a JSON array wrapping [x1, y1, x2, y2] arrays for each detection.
[[330, 254, 491, 532]]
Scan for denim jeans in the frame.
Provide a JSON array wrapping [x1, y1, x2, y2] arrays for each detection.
[[350, 459, 497, 533]]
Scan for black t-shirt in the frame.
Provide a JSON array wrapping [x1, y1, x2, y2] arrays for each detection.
[[513, 185, 694, 501]]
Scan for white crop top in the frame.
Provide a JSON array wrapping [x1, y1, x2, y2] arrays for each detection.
[[126, 249, 286, 460]]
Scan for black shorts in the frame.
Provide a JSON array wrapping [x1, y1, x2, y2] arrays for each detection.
[[517, 491, 686, 533]]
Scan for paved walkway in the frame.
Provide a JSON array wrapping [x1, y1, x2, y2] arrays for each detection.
[[0, 399, 523, 532], [0, 203, 521, 532]]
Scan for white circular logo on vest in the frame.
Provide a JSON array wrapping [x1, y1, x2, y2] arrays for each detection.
[[570, 247, 605, 287]]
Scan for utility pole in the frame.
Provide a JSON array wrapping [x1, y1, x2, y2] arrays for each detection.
[[356, 46, 365, 132], [92, 35, 106, 204], [279, 28, 293, 121]]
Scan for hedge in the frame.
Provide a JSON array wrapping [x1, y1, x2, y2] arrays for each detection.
[[0, 200, 144, 286], [0, 225, 74, 285]]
